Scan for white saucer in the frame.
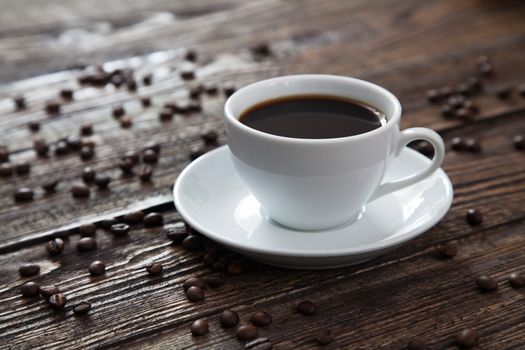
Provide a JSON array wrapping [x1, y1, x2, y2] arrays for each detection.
[[173, 145, 453, 269]]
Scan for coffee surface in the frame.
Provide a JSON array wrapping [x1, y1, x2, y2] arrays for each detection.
[[239, 95, 384, 139]]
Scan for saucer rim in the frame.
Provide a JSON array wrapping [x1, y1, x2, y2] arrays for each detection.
[[173, 145, 453, 258]]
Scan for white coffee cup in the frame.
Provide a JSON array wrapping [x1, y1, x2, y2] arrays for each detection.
[[224, 75, 445, 231]]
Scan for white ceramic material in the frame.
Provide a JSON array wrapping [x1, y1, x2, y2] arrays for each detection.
[[173, 145, 453, 269], [224, 75, 445, 231]]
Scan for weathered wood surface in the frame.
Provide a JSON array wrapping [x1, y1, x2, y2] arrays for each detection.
[[1, 0, 525, 349]]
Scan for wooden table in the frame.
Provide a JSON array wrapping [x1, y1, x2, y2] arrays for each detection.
[[1, 0, 524, 348]]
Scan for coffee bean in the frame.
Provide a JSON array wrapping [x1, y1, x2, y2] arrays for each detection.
[[466, 76, 482, 92], [189, 100, 202, 112], [250, 311, 272, 327], [140, 96, 151, 107], [456, 83, 474, 97], [111, 74, 124, 87], [463, 100, 479, 115], [456, 107, 474, 120], [48, 293, 67, 309], [127, 80, 138, 92], [60, 89, 74, 100], [476, 275, 498, 292], [438, 243, 457, 258], [180, 67, 195, 80], [79, 223, 97, 237], [122, 150, 140, 165], [77, 237, 97, 252], [46, 238, 64, 255], [495, 85, 512, 100], [142, 74, 152, 86], [159, 108, 174, 121], [119, 159, 135, 174], [54, 141, 69, 156], [40, 285, 60, 299], [15, 162, 30, 175], [450, 137, 467, 151], [217, 309, 240, 329], [447, 95, 465, 109], [190, 149, 206, 161], [138, 165, 153, 182], [110, 223, 130, 236], [191, 319, 209, 336], [203, 82, 218, 95], [14, 187, 34, 202], [227, 260, 243, 275], [513, 135, 524, 151], [201, 131, 219, 146], [112, 105, 125, 119], [182, 235, 204, 251], [28, 121, 40, 132], [65, 135, 83, 150], [143, 149, 158, 163], [13, 95, 26, 110], [204, 273, 225, 288], [146, 263, 163, 276], [99, 218, 118, 229], [245, 338, 273, 350], [455, 329, 479, 349], [42, 180, 58, 193], [184, 49, 198, 62], [0, 145, 9, 162], [236, 325, 259, 341], [213, 261, 226, 271], [21, 282, 40, 297], [509, 272, 525, 288], [94, 174, 111, 189], [80, 146, 95, 160], [406, 339, 427, 350], [251, 42, 271, 57], [186, 286, 205, 302], [143, 142, 161, 155], [73, 301, 91, 315], [189, 84, 203, 99], [45, 100, 61, 115], [316, 329, 335, 346], [120, 116, 133, 128], [183, 277, 206, 291], [166, 222, 188, 243], [89, 260, 106, 276], [426, 89, 441, 103], [297, 300, 317, 315], [143, 212, 164, 227], [71, 183, 90, 198], [34, 139, 49, 157], [0, 163, 13, 177], [223, 82, 236, 97], [466, 208, 482, 226], [80, 123, 93, 137], [18, 263, 40, 277], [203, 251, 218, 268], [465, 139, 481, 153], [82, 167, 96, 183], [122, 211, 145, 224], [478, 62, 493, 77]]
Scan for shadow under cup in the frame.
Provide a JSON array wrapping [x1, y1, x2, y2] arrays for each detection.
[[224, 75, 402, 231]]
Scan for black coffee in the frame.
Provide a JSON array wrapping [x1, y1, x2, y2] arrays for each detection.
[[239, 95, 384, 139]]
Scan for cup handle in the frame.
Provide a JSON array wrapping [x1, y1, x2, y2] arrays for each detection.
[[368, 127, 445, 201]]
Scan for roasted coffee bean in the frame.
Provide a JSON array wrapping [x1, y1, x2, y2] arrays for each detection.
[[463, 100, 479, 115], [122, 211, 145, 224], [19, 263, 40, 277], [186, 286, 205, 302], [223, 82, 236, 97], [180, 67, 195, 80], [201, 131, 219, 145], [142, 74, 152, 86], [45, 100, 61, 115], [456, 107, 474, 120], [204, 273, 225, 288], [176, 101, 190, 114], [14, 187, 34, 202], [316, 329, 335, 346], [48, 293, 67, 309], [111, 74, 124, 87], [188, 100, 202, 112], [42, 180, 58, 193], [251, 42, 271, 57], [146, 263, 163, 276], [213, 261, 226, 271], [438, 243, 457, 258], [110, 223, 130, 236], [15, 162, 30, 175], [54, 141, 69, 156], [122, 150, 140, 165], [218, 309, 239, 329], [476, 275, 498, 292], [80, 123, 93, 136], [127, 80, 137, 92], [191, 319, 209, 336], [439, 86, 452, 98], [73, 302, 91, 315], [495, 85, 512, 100], [21, 282, 40, 297], [82, 167, 96, 183], [89, 261, 106, 276], [80, 146, 95, 160], [79, 223, 97, 237], [245, 338, 273, 350], [99, 218, 118, 229], [513, 135, 524, 150], [455, 329, 479, 349], [456, 83, 474, 97], [40, 285, 60, 299], [140, 96, 151, 107], [0, 145, 9, 162], [166, 222, 188, 243], [143, 141, 161, 155], [28, 121, 40, 132], [120, 116, 133, 128], [159, 108, 174, 121], [509, 272, 525, 288], [13, 95, 26, 110], [112, 105, 125, 119], [189, 84, 202, 99], [66, 135, 82, 150], [46, 238, 64, 255], [466, 208, 482, 226], [203, 251, 218, 268], [465, 139, 481, 153], [466, 76, 482, 92], [447, 95, 465, 108], [406, 339, 427, 350], [451, 137, 467, 151], [297, 300, 317, 315], [164, 101, 177, 112], [183, 277, 206, 291], [71, 183, 90, 198], [119, 159, 135, 174], [250, 311, 272, 327], [184, 49, 197, 62], [77, 237, 97, 252], [94, 174, 111, 189], [478, 62, 493, 77], [190, 149, 205, 161], [143, 212, 163, 227], [138, 165, 153, 182], [227, 260, 243, 275], [0, 163, 13, 177], [236, 325, 259, 341], [60, 89, 74, 100], [182, 235, 204, 251], [426, 89, 441, 103], [34, 139, 49, 157], [143, 149, 158, 163]]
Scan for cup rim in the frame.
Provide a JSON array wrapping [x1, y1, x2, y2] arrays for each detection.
[[224, 74, 402, 144]]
